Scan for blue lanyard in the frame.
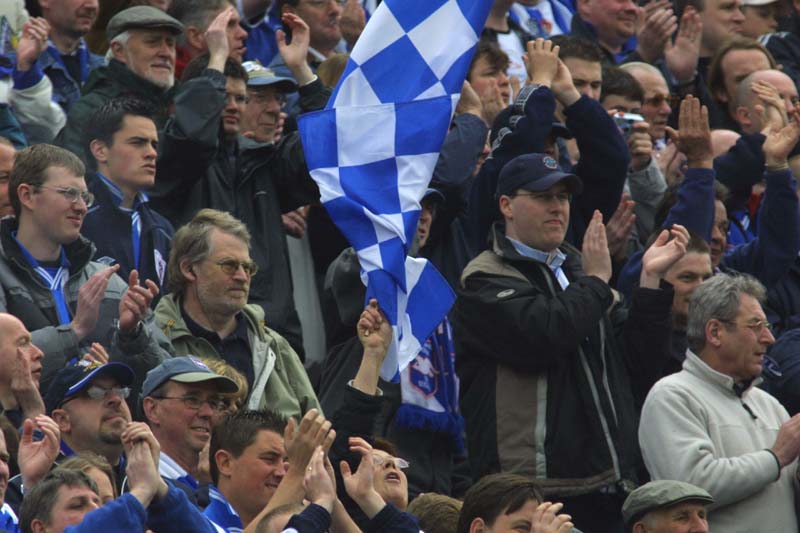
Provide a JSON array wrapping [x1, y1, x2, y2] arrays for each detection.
[[15, 237, 71, 325], [131, 210, 141, 271]]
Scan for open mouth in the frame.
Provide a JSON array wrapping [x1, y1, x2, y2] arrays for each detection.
[[385, 472, 401, 482]]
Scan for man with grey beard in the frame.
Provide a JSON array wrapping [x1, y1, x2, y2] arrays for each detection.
[[55, 6, 184, 163]]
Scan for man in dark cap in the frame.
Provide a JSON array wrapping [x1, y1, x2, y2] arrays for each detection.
[[453, 152, 690, 532], [622, 480, 712, 533], [5, 361, 136, 512], [55, 5, 185, 163]]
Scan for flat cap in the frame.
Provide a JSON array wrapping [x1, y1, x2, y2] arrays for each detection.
[[107, 6, 184, 40], [622, 480, 713, 528]]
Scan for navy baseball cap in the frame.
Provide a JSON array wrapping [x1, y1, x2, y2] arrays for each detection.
[[45, 361, 135, 414], [496, 153, 583, 198], [141, 356, 239, 398]]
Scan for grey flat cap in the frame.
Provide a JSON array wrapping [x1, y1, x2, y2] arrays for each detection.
[[623, 480, 713, 528], [107, 6, 184, 40]]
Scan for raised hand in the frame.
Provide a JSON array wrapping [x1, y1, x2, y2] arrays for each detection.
[[205, 6, 233, 70], [636, 0, 676, 63], [762, 107, 800, 169], [605, 194, 636, 263], [340, 0, 365, 48], [276, 13, 314, 85], [628, 120, 654, 172], [304, 446, 337, 512], [665, 96, 712, 168], [19, 415, 60, 488], [285, 409, 334, 473], [524, 38, 560, 87], [16, 17, 51, 72], [753, 80, 789, 134], [72, 265, 120, 341], [80, 342, 109, 365], [456, 81, 483, 119], [530, 502, 574, 533], [640, 224, 689, 288], [118, 270, 159, 334], [581, 210, 612, 283], [340, 437, 385, 519], [551, 59, 580, 108], [123, 422, 167, 505], [665, 7, 702, 85], [479, 78, 507, 127], [357, 299, 392, 357]]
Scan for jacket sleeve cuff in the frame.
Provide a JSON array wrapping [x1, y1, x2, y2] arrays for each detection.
[[12, 63, 44, 90], [764, 448, 782, 481]]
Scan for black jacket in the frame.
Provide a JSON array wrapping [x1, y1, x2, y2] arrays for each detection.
[[452, 224, 673, 497], [150, 68, 328, 354]]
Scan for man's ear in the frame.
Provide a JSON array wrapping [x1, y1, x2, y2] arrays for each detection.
[[16, 183, 36, 212], [215, 449, 234, 479], [498, 194, 514, 220], [468, 518, 486, 533], [706, 319, 724, 348], [734, 105, 751, 128], [110, 40, 126, 63], [142, 397, 159, 425], [89, 139, 109, 166], [51, 408, 71, 434], [30, 518, 47, 533], [632, 522, 647, 533], [180, 260, 197, 283], [185, 26, 206, 51]]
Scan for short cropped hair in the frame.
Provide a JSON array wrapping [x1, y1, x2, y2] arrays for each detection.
[[20, 469, 97, 533], [182, 53, 247, 83], [686, 273, 766, 353], [708, 37, 775, 101], [167, 208, 252, 295], [457, 473, 543, 533], [550, 35, 604, 63], [601, 66, 644, 105], [9, 144, 85, 218], [210, 409, 287, 485], [85, 96, 157, 167], [407, 493, 463, 533]]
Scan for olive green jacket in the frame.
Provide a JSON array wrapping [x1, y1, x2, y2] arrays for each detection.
[[154, 294, 320, 419]]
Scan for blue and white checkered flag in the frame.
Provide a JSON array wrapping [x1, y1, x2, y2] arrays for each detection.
[[299, 0, 492, 380]]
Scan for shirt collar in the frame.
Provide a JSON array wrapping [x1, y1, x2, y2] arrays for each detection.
[[506, 236, 566, 270], [181, 303, 249, 344], [96, 172, 149, 209], [684, 349, 763, 396], [159, 451, 189, 480]]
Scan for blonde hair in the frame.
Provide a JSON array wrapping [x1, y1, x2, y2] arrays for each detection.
[[199, 356, 249, 411]]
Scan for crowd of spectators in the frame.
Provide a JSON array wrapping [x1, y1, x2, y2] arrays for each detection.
[[2, 0, 800, 531]]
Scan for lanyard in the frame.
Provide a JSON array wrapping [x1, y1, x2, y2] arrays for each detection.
[[16, 238, 71, 325], [131, 209, 142, 271]]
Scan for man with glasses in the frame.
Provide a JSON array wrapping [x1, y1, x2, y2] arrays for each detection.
[[453, 152, 688, 531], [4, 360, 136, 512], [154, 209, 320, 421], [639, 273, 800, 532], [151, 13, 327, 358], [241, 61, 296, 144], [0, 143, 168, 395], [141, 355, 239, 504]]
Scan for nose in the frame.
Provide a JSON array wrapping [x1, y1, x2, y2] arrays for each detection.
[[30, 343, 44, 362], [276, 460, 288, 479], [330, 0, 343, 14], [711, 223, 724, 243], [762, 325, 776, 345], [197, 400, 214, 418], [497, 72, 510, 88], [733, 6, 745, 22], [235, 24, 248, 42], [84, 0, 99, 9]]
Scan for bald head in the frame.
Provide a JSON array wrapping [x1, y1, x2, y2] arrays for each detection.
[[0, 313, 43, 390], [734, 69, 798, 133], [711, 129, 741, 158]]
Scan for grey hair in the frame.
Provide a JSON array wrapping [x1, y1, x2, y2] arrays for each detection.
[[686, 273, 766, 353], [620, 61, 666, 81], [110, 30, 130, 47]]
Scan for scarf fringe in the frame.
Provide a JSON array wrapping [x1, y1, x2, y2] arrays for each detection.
[[395, 403, 465, 453]]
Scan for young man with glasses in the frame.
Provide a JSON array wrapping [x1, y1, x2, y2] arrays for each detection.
[[82, 96, 175, 293], [154, 209, 320, 422], [141, 356, 239, 506], [4, 360, 136, 512], [639, 273, 800, 533], [0, 143, 168, 395]]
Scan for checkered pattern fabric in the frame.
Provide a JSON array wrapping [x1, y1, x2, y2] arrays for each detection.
[[299, 0, 492, 379]]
